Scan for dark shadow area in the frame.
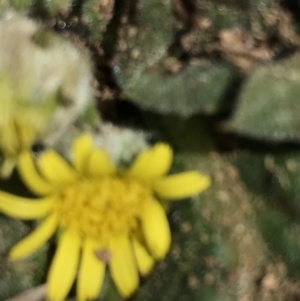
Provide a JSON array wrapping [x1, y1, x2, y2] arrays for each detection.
[[99, 94, 300, 155], [101, 0, 128, 61], [280, 0, 300, 22], [0, 169, 35, 198]]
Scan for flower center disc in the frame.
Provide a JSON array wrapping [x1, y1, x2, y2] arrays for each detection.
[[56, 177, 151, 243]]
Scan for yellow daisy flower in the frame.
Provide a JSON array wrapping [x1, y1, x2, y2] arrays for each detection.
[[0, 134, 210, 301]]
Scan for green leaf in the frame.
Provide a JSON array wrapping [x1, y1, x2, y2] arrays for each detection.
[[230, 53, 300, 141], [256, 207, 300, 278], [0, 215, 47, 299], [233, 151, 300, 214], [211, 0, 274, 10], [82, 0, 115, 42], [233, 150, 300, 277], [46, 0, 70, 15], [112, 0, 173, 89], [127, 61, 236, 116]]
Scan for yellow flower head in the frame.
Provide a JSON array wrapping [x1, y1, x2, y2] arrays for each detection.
[[0, 134, 210, 301]]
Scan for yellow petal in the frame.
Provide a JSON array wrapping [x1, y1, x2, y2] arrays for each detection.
[[126, 144, 173, 179], [72, 134, 93, 173], [77, 239, 105, 301], [153, 171, 211, 200], [141, 200, 171, 259], [0, 157, 17, 179], [38, 150, 78, 184], [0, 192, 54, 220], [132, 236, 154, 275], [109, 236, 139, 297], [9, 213, 58, 260], [18, 152, 54, 196], [87, 149, 116, 177], [47, 230, 81, 301]]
